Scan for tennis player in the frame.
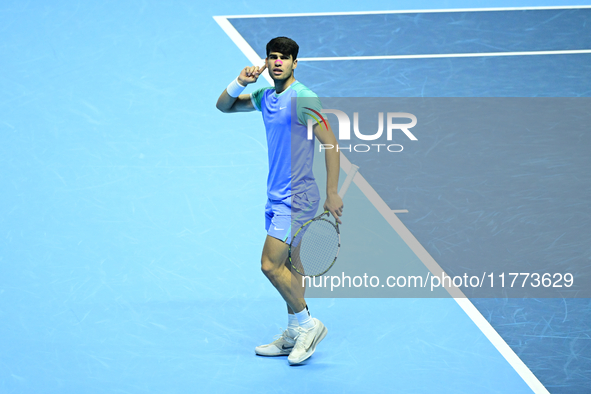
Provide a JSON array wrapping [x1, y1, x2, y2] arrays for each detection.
[[216, 37, 342, 365]]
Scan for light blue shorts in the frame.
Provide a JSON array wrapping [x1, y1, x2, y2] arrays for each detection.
[[265, 192, 320, 243]]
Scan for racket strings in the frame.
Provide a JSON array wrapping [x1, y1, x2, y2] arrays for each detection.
[[291, 219, 339, 276]]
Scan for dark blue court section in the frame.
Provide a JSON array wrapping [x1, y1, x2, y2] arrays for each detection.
[[230, 9, 591, 57], [295, 54, 591, 97], [230, 9, 591, 393], [337, 98, 591, 293]]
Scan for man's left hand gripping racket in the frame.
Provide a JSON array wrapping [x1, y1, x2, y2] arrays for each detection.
[[289, 164, 359, 277]]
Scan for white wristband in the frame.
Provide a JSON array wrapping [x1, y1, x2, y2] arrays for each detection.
[[226, 78, 246, 98]]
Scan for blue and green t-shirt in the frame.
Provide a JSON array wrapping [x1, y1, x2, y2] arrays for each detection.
[[250, 81, 323, 202]]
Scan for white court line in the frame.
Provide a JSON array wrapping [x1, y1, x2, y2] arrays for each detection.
[[219, 5, 591, 19], [338, 155, 549, 394], [214, 13, 550, 394], [298, 49, 591, 61], [212, 16, 271, 84]]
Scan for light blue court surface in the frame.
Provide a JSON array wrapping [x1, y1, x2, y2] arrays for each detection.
[[1, 1, 590, 394]]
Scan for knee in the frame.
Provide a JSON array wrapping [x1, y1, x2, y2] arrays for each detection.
[[261, 256, 278, 279]]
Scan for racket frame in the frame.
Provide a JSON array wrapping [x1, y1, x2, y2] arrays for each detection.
[[289, 211, 341, 277], [288, 164, 359, 277]]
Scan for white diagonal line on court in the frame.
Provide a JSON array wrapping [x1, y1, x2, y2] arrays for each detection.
[[212, 16, 270, 84], [337, 154, 550, 394]]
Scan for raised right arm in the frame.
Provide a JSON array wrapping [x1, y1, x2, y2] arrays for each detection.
[[216, 64, 267, 113]]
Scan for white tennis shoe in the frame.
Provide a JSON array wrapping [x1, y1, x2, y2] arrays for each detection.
[[255, 329, 296, 356], [288, 318, 328, 365]]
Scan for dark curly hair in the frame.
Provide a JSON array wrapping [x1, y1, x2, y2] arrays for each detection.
[[266, 37, 299, 60]]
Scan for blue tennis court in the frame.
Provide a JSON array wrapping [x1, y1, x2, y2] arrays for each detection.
[[1, 1, 590, 393]]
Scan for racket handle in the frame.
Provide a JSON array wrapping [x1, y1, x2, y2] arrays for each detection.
[[338, 164, 359, 198]]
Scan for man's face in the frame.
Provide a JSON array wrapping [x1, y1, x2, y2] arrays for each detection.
[[266, 51, 297, 81]]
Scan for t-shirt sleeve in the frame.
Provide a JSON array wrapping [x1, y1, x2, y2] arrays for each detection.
[[250, 87, 270, 111], [296, 89, 323, 126]]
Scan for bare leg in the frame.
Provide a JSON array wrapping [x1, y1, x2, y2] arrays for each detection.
[[261, 235, 307, 313], [284, 253, 307, 315]]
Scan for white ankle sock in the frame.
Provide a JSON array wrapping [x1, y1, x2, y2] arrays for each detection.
[[295, 306, 315, 330], [287, 313, 298, 337]]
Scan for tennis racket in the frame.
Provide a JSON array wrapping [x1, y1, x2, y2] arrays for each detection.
[[289, 164, 359, 277]]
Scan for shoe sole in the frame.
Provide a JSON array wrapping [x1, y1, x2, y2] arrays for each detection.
[[255, 349, 292, 357], [288, 324, 328, 365]]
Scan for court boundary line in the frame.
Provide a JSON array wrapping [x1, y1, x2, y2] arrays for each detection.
[[213, 14, 550, 394], [219, 5, 591, 18], [298, 49, 591, 61]]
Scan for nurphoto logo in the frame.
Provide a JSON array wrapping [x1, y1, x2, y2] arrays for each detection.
[[306, 108, 418, 153]]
